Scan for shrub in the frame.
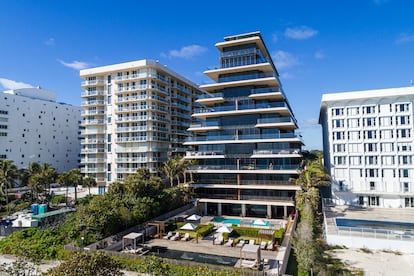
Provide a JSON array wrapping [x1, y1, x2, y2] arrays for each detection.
[[50, 195, 66, 204], [196, 223, 214, 237]]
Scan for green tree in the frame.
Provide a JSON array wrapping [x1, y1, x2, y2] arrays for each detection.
[[47, 251, 124, 276], [67, 168, 82, 205], [0, 160, 18, 214], [83, 176, 97, 195]]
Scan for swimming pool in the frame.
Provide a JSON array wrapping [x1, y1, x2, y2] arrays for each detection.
[[335, 218, 414, 233], [213, 217, 270, 227], [149, 247, 238, 266]]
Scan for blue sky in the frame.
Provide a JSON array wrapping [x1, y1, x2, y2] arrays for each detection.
[[1, 0, 414, 150]]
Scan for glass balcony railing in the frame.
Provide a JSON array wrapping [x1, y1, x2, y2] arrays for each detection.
[[250, 87, 283, 94], [189, 164, 299, 171], [185, 133, 302, 142], [81, 90, 105, 97], [194, 101, 288, 114], [197, 93, 224, 100], [189, 121, 220, 128], [81, 100, 105, 106], [252, 148, 301, 155], [81, 79, 104, 86], [196, 193, 294, 202], [256, 117, 295, 124], [218, 72, 276, 83]]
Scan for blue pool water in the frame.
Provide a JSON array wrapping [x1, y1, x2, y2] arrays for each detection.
[[336, 218, 414, 231], [213, 217, 270, 227]]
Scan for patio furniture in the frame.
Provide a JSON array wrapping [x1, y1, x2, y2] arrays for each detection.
[[181, 233, 190, 241], [249, 239, 255, 245], [214, 234, 224, 245], [266, 241, 273, 250], [236, 239, 245, 247], [163, 231, 173, 240], [170, 232, 180, 241], [260, 241, 267, 249], [224, 238, 234, 247]]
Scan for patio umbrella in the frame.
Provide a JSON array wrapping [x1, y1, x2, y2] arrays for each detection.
[[186, 214, 202, 221], [180, 223, 197, 231], [217, 225, 233, 233], [253, 219, 266, 226]]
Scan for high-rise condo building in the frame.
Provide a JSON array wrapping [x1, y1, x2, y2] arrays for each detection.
[[0, 87, 81, 172], [319, 87, 414, 208], [185, 32, 303, 219], [80, 60, 204, 193]]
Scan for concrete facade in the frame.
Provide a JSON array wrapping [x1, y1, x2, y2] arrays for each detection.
[[319, 87, 414, 208], [0, 87, 81, 172]]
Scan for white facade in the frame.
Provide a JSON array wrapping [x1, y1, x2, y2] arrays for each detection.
[[80, 59, 204, 193], [319, 87, 414, 208], [0, 87, 81, 172]]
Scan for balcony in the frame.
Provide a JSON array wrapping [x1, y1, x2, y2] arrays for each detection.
[[196, 193, 293, 202], [252, 148, 301, 156], [249, 87, 285, 101], [184, 133, 303, 145], [81, 158, 106, 163], [115, 157, 148, 163], [116, 115, 169, 123], [188, 121, 221, 132], [80, 148, 105, 154], [81, 79, 105, 87], [81, 109, 105, 115], [81, 100, 105, 107], [81, 90, 105, 97], [193, 102, 290, 118], [188, 164, 299, 173], [81, 167, 106, 173], [81, 119, 105, 126], [255, 117, 297, 129], [185, 151, 224, 159], [81, 139, 105, 145]]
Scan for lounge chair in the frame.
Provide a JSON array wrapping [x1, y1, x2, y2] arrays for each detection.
[[241, 259, 257, 268], [249, 239, 255, 245], [236, 239, 245, 247], [214, 234, 224, 245], [224, 238, 234, 247], [181, 233, 190, 241], [163, 231, 173, 240], [260, 241, 267, 250], [266, 241, 273, 250], [170, 232, 180, 241]]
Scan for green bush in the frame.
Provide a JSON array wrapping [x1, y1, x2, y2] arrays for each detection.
[[50, 195, 66, 204], [196, 223, 214, 237]]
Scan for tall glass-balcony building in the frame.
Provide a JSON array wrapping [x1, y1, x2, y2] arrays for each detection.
[[185, 32, 303, 219]]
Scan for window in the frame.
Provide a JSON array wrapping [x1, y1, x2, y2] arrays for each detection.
[[379, 116, 392, 126], [332, 108, 344, 116], [363, 105, 376, 114], [334, 144, 346, 152], [348, 131, 360, 141], [399, 155, 412, 165], [366, 169, 378, 177], [358, 196, 364, 205], [348, 118, 360, 128], [400, 169, 409, 178], [335, 156, 346, 165], [333, 119, 344, 128], [364, 143, 377, 152], [396, 103, 409, 112], [369, 196, 380, 206], [397, 116, 410, 125], [397, 129, 411, 138], [350, 156, 362, 165], [365, 156, 378, 165], [405, 197, 414, 208], [364, 117, 376, 127], [370, 182, 375, 191], [403, 183, 409, 193], [364, 130, 376, 139], [347, 107, 359, 116]]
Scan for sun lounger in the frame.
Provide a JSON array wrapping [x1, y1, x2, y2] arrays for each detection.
[[163, 231, 173, 240], [181, 233, 190, 241], [241, 259, 257, 268], [224, 238, 234, 247], [249, 239, 255, 245], [260, 241, 267, 249], [236, 239, 245, 247], [214, 234, 224, 245], [170, 232, 180, 241], [266, 241, 273, 250]]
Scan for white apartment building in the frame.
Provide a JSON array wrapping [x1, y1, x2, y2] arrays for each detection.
[[319, 87, 414, 208], [80, 60, 204, 193], [0, 87, 81, 172]]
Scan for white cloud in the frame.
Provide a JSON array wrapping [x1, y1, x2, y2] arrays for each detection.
[[280, 72, 293, 79], [395, 33, 414, 44], [0, 78, 34, 90], [272, 50, 299, 69], [306, 118, 319, 125], [314, 51, 324, 59], [285, 26, 318, 40], [163, 45, 207, 59], [58, 59, 92, 70], [44, 38, 55, 46]]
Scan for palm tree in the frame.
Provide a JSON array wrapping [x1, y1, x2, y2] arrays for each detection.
[[39, 163, 57, 203], [162, 158, 179, 187], [290, 161, 331, 192], [0, 160, 18, 214], [83, 176, 97, 195], [57, 171, 70, 206], [67, 169, 82, 205]]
